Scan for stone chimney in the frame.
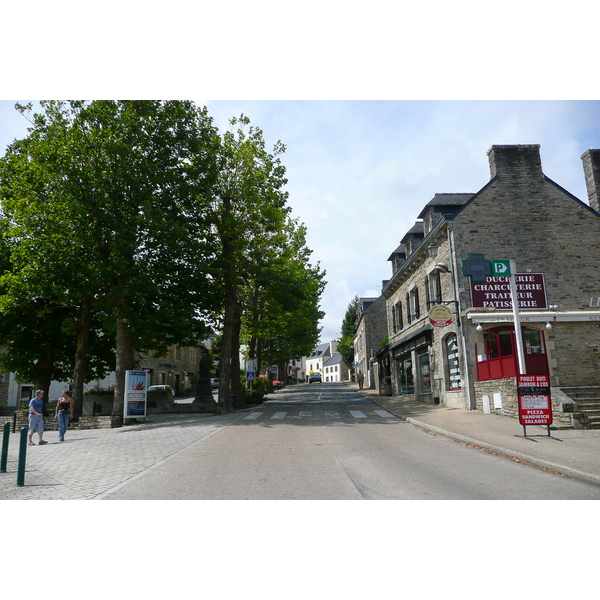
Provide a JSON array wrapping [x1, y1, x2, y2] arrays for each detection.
[[581, 149, 600, 212], [487, 144, 543, 181]]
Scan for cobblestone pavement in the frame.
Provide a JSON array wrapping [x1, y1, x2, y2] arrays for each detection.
[[0, 412, 240, 500]]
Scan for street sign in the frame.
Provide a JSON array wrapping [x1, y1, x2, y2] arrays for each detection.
[[490, 259, 511, 276], [246, 372, 255, 381]]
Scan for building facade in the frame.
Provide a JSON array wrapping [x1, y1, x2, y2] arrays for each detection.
[[374, 145, 600, 426], [353, 296, 387, 389]]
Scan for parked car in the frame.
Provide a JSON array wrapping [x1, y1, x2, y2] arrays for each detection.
[[210, 378, 220, 389], [272, 380, 283, 390], [148, 385, 174, 395], [309, 372, 321, 383]]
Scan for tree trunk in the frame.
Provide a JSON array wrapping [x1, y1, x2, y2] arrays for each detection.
[[218, 289, 236, 413], [231, 303, 245, 409], [112, 315, 134, 424], [72, 298, 92, 420]]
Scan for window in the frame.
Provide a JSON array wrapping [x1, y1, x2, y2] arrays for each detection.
[[445, 334, 461, 390], [397, 356, 414, 395], [476, 327, 548, 381], [408, 288, 420, 322], [417, 350, 431, 394], [396, 302, 403, 330], [392, 301, 403, 332], [429, 270, 442, 305]]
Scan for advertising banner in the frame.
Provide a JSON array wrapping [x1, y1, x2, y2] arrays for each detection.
[[471, 274, 547, 309], [124, 370, 147, 418], [517, 374, 552, 426]]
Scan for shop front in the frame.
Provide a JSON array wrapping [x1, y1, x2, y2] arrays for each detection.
[[391, 325, 433, 401]]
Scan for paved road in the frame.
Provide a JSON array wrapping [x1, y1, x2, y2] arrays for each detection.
[[104, 383, 600, 500]]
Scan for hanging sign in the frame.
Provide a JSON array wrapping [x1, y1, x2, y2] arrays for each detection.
[[517, 374, 552, 426], [428, 304, 454, 327], [124, 370, 147, 418]]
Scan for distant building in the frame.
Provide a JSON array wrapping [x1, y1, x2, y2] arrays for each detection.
[[353, 296, 387, 389]]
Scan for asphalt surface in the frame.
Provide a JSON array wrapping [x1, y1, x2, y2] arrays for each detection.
[[1, 381, 599, 499]]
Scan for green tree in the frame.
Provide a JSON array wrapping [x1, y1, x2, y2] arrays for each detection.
[[337, 295, 359, 369], [0, 100, 220, 421], [242, 217, 325, 383], [210, 116, 290, 413]]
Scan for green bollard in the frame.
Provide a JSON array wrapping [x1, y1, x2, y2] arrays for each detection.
[[16, 426, 27, 487], [13, 412, 17, 433], [1, 422, 10, 473]]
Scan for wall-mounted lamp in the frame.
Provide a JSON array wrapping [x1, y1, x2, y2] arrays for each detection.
[[434, 262, 450, 274], [476, 323, 483, 331], [545, 322, 553, 330], [427, 241, 439, 258]]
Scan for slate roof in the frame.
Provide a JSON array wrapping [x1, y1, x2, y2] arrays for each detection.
[[417, 193, 474, 217]]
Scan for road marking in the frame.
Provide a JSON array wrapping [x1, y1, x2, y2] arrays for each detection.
[[325, 411, 340, 418], [298, 411, 312, 418], [244, 412, 262, 420], [271, 412, 287, 420], [374, 410, 394, 418], [350, 410, 367, 418]]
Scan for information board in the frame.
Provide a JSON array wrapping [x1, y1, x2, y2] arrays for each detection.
[[124, 370, 147, 418], [517, 374, 552, 426]]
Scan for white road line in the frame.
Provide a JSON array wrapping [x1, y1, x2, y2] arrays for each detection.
[[374, 410, 394, 418], [325, 411, 340, 418], [350, 410, 367, 418], [244, 412, 262, 420], [298, 411, 312, 418], [271, 412, 287, 420]]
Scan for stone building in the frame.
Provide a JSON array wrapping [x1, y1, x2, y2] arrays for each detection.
[[353, 296, 387, 389], [0, 342, 206, 409], [373, 145, 600, 427]]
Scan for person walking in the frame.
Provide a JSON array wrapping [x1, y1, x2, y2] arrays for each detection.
[[55, 390, 73, 442], [28, 390, 47, 446], [357, 371, 364, 390]]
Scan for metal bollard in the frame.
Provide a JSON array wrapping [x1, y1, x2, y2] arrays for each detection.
[[16, 426, 27, 487], [13, 412, 17, 433], [1, 422, 10, 473]]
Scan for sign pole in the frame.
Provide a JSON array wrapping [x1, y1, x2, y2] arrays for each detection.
[[509, 260, 526, 376]]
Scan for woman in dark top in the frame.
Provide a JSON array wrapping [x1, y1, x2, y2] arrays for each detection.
[[55, 390, 73, 442]]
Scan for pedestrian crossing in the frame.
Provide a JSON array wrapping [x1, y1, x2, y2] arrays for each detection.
[[242, 408, 396, 422]]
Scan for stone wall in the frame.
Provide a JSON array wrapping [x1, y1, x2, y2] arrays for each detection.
[[473, 378, 574, 427]]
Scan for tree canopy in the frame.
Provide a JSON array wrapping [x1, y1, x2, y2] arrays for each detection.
[[0, 102, 326, 418]]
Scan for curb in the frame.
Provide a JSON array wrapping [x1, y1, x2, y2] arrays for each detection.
[[356, 385, 600, 488]]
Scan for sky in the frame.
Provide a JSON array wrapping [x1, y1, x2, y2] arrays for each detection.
[[2, 100, 600, 345]]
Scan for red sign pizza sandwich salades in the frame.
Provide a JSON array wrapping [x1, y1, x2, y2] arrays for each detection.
[[517, 374, 553, 426]]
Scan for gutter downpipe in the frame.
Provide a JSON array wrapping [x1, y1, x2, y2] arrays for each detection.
[[448, 226, 474, 411]]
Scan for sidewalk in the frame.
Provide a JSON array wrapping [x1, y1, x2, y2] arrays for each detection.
[[0, 412, 240, 500], [3, 384, 599, 500], [347, 381, 600, 487]]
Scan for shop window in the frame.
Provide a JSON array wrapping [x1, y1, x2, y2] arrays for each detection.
[[417, 350, 432, 394], [476, 327, 548, 381], [397, 356, 414, 395], [445, 334, 461, 390]]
